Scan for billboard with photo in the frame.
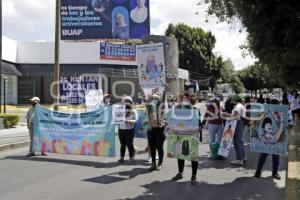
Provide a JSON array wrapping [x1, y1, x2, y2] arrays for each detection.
[[61, 0, 150, 40]]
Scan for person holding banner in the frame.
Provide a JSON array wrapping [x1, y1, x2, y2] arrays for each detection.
[[26, 97, 47, 157], [146, 93, 166, 171], [103, 94, 111, 107], [117, 96, 137, 164], [222, 95, 246, 166], [254, 98, 282, 180], [171, 92, 201, 185]]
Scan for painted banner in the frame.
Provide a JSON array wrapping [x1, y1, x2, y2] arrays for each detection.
[[60, 75, 100, 105], [134, 108, 148, 138], [137, 43, 166, 88], [85, 89, 103, 111], [167, 108, 200, 161], [167, 132, 199, 161], [112, 104, 126, 124], [167, 109, 200, 134], [61, 0, 150, 40], [250, 104, 289, 156], [100, 42, 136, 61], [218, 120, 237, 157], [33, 105, 115, 157]]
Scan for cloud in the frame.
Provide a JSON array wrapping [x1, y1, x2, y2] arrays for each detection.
[[2, 0, 256, 69]]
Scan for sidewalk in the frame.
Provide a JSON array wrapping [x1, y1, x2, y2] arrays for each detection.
[[0, 125, 30, 152], [285, 119, 300, 200]]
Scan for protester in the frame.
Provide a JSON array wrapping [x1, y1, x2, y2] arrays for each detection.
[[282, 92, 289, 106], [290, 90, 300, 122], [257, 94, 265, 104], [171, 92, 201, 185], [222, 95, 246, 166], [202, 97, 223, 158], [103, 94, 111, 107], [26, 97, 47, 157], [146, 93, 166, 171], [254, 97, 282, 180], [223, 96, 235, 126], [117, 96, 137, 164]]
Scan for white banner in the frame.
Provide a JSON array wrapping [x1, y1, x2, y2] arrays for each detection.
[[85, 89, 103, 111], [112, 104, 126, 124]]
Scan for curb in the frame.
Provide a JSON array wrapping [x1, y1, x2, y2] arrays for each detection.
[[0, 140, 30, 152]]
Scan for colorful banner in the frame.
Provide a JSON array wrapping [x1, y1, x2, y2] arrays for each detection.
[[250, 104, 289, 156], [218, 120, 237, 157], [33, 106, 115, 157], [167, 109, 200, 134], [61, 0, 150, 40], [137, 43, 166, 88], [134, 108, 148, 138], [60, 75, 100, 105], [167, 132, 199, 161], [100, 42, 136, 61]]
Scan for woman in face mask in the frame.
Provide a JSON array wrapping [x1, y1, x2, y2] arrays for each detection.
[[117, 96, 137, 164], [171, 92, 201, 185], [146, 93, 166, 171]]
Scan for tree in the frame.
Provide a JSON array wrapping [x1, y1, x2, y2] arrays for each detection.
[[219, 58, 235, 83], [231, 75, 245, 94], [165, 23, 221, 82], [202, 1, 300, 87]]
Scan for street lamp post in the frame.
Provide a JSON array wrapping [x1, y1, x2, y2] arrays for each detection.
[[54, 0, 61, 110]]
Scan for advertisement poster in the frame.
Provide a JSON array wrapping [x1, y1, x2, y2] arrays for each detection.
[[33, 106, 115, 157], [112, 104, 126, 124], [134, 108, 148, 138], [250, 104, 289, 156], [100, 42, 136, 61], [61, 0, 150, 40], [60, 75, 100, 105], [167, 132, 199, 161], [136, 43, 166, 88], [85, 89, 103, 111], [217, 120, 237, 157]]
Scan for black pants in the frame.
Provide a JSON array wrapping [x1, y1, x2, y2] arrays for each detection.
[[147, 128, 165, 163], [118, 129, 135, 158], [178, 159, 198, 176], [257, 153, 279, 174]]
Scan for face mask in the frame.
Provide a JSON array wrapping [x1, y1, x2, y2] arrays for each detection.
[[32, 102, 37, 106]]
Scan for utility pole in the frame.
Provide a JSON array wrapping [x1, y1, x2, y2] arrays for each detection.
[[54, 0, 61, 110]]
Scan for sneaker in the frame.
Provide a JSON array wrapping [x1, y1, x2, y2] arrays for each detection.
[[190, 175, 197, 185], [41, 152, 47, 156], [26, 152, 35, 157], [156, 162, 163, 170], [254, 170, 261, 178], [128, 158, 135, 165], [148, 163, 157, 171], [272, 172, 281, 180], [118, 157, 125, 163], [171, 173, 183, 182], [146, 155, 151, 163], [156, 155, 159, 160], [230, 159, 244, 166]]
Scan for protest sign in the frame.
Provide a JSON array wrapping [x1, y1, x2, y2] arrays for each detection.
[[218, 120, 237, 157]]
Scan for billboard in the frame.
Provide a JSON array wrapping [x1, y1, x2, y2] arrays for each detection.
[[61, 0, 150, 40], [100, 42, 136, 61]]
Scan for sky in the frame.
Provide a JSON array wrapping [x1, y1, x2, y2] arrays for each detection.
[[2, 0, 256, 70]]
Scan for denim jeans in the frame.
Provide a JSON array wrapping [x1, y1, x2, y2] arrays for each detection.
[[257, 153, 279, 173], [207, 124, 224, 144], [233, 119, 245, 160]]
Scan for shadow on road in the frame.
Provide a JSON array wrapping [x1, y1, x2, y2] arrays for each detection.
[[119, 177, 284, 200], [3, 155, 149, 169]]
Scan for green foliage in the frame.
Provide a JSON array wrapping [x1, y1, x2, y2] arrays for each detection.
[[203, 1, 300, 87], [219, 58, 235, 83], [165, 23, 221, 82], [0, 114, 20, 128]]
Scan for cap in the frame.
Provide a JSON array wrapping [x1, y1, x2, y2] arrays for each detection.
[[30, 97, 40, 102], [122, 96, 133, 104], [152, 93, 160, 100], [233, 94, 244, 102], [209, 96, 220, 102]]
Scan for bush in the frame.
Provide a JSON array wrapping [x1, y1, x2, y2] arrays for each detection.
[[0, 114, 20, 128]]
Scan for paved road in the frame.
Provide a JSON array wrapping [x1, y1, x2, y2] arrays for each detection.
[[0, 130, 286, 200]]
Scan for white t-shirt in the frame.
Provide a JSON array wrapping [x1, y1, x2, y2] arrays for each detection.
[[291, 96, 300, 110], [232, 103, 246, 120], [119, 110, 137, 130], [130, 6, 148, 23]]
